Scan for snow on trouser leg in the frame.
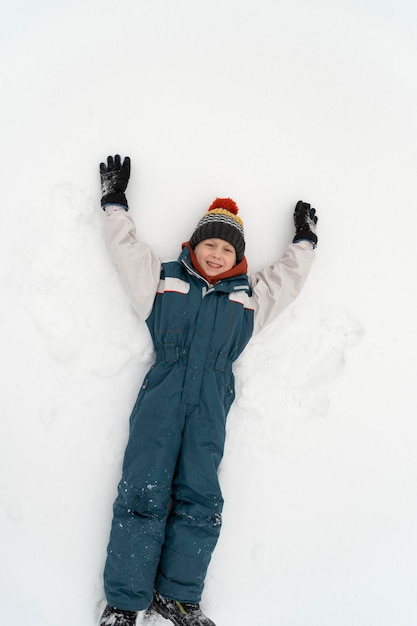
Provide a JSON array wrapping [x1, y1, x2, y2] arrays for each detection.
[[103, 382, 185, 612], [103, 356, 231, 609], [103, 478, 172, 611], [155, 400, 226, 603], [155, 500, 223, 603]]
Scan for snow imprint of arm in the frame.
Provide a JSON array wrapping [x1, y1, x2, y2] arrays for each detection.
[[8, 184, 151, 376]]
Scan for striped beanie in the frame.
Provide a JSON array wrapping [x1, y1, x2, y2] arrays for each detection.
[[189, 198, 245, 263]]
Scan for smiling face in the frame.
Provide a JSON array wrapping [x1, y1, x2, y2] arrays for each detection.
[[194, 238, 237, 278]]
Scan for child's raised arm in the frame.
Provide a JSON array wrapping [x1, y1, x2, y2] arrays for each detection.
[[99, 155, 161, 321], [250, 201, 318, 334]]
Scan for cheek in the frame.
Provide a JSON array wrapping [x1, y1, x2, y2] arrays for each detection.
[[226, 250, 237, 266], [225, 255, 236, 269], [194, 247, 204, 265]]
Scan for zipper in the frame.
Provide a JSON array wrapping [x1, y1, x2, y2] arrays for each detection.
[[181, 257, 211, 288]]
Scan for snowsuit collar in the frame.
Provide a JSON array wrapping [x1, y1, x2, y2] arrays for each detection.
[[181, 242, 248, 286]]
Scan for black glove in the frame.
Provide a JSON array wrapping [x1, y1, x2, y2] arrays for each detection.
[[293, 200, 318, 246], [100, 154, 131, 209]]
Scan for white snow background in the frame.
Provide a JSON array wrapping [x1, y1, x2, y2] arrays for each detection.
[[1, 1, 417, 625]]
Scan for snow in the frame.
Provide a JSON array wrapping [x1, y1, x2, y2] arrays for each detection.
[[1, 1, 417, 624]]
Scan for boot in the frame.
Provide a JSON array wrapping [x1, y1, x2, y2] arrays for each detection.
[[147, 590, 216, 626], [99, 604, 137, 625]]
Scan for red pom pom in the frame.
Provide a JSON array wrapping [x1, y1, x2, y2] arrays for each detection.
[[208, 197, 239, 215]]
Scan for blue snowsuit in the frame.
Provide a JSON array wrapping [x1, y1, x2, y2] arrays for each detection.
[[101, 206, 315, 612], [104, 247, 254, 610]]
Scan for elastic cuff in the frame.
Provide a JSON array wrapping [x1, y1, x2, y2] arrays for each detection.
[[101, 192, 128, 210], [293, 239, 316, 249], [293, 230, 317, 246], [102, 203, 129, 211]]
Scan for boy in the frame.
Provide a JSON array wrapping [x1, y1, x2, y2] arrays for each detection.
[[98, 155, 318, 626]]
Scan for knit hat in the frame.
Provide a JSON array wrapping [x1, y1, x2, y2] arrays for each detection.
[[189, 198, 245, 263]]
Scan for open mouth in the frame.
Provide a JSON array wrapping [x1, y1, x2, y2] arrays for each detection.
[[207, 261, 222, 269]]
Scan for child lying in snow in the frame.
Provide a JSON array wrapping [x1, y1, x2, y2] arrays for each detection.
[[98, 155, 318, 626]]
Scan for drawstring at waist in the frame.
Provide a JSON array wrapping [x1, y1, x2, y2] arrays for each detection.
[[155, 346, 231, 373]]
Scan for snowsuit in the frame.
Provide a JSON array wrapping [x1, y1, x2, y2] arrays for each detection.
[[101, 205, 315, 611]]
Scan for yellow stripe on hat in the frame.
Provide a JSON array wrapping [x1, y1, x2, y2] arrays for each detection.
[[206, 207, 244, 227]]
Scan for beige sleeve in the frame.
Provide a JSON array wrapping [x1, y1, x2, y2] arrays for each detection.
[[101, 205, 161, 321], [250, 241, 315, 335]]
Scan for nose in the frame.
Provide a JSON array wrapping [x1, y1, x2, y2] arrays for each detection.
[[212, 249, 221, 259]]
